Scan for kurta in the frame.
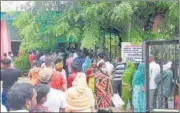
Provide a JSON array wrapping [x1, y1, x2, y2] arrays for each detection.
[[155, 68, 173, 98], [132, 63, 146, 112], [155, 68, 173, 108], [82, 56, 91, 73], [122, 62, 136, 110]]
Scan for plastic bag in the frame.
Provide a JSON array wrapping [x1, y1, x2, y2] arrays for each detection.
[[112, 94, 125, 108]]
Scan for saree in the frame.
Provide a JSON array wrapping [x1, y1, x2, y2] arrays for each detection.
[[122, 62, 136, 110], [95, 71, 113, 109]]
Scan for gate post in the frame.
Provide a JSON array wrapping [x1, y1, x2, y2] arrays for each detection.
[[144, 41, 150, 112]]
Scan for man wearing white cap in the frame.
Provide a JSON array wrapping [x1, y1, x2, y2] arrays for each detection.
[[155, 61, 173, 108], [37, 68, 67, 112]]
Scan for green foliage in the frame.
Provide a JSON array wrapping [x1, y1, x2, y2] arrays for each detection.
[[14, 54, 31, 75], [13, 11, 60, 53], [12, 1, 178, 55]]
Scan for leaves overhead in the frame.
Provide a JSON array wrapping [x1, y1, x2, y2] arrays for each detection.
[[13, 1, 178, 53]]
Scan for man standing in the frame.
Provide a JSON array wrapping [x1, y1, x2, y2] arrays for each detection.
[[42, 58, 66, 91], [149, 56, 160, 109], [38, 68, 67, 112], [0, 58, 21, 111], [7, 83, 37, 112], [7, 51, 14, 64], [155, 61, 173, 108], [113, 57, 125, 96]]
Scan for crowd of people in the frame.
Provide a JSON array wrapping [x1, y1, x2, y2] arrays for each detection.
[[2, 51, 14, 65], [1, 48, 180, 112]]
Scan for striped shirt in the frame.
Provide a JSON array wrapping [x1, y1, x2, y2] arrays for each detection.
[[113, 62, 125, 80]]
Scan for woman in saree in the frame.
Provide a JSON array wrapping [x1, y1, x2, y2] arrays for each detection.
[[132, 63, 146, 112], [95, 61, 113, 110], [82, 55, 92, 73], [28, 60, 40, 86], [122, 62, 136, 111], [86, 60, 97, 100], [54, 58, 67, 81]]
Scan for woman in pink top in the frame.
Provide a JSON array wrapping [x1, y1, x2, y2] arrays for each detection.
[[66, 53, 74, 74]]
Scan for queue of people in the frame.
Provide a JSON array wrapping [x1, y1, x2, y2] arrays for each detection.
[[1, 49, 179, 112]]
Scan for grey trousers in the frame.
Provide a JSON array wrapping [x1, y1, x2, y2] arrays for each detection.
[[149, 89, 157, 109], [113, 80, 122, 96], [157, 95, 168, 108]]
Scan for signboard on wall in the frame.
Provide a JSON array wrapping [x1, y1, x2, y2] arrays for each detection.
[[121, 42, 142, 63]]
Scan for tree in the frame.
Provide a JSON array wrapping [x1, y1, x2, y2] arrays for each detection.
[[13, 0, 178, 57]]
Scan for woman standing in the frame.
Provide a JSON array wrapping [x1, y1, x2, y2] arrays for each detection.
[[122, 62, 136, 111], [54, 58, 67, 81], [65, 73, 95, 112], [82, 54, 92, 73], [86, 61, 97, 99], [28, 60, 40, 86], [95, 62, 113, 111], [132, 63, 146, 112]]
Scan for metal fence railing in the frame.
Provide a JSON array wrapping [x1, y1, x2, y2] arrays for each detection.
[[143, 40, 180, 113]]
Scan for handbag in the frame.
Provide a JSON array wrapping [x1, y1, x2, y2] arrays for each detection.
[[112, 94, 125, 108]]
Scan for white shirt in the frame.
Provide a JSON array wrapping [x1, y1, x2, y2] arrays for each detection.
[[105, 61, 114, 77], [149, 61, 160, 89], [43, 88, 67, 112]]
